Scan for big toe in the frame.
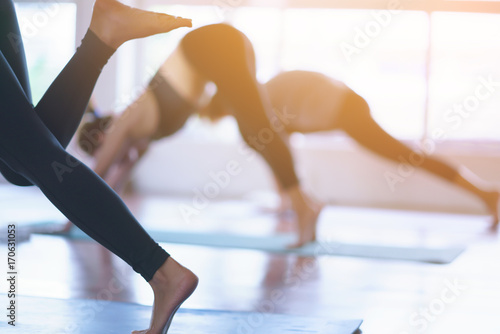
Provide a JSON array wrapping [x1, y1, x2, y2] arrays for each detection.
[[158, 14, 192, 31]]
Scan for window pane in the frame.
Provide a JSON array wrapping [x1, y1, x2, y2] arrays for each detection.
[[281, 9, 429, 139], [14, 2, 76, 104], [429, 12, 500, 141], [231, 7, 284, 82]]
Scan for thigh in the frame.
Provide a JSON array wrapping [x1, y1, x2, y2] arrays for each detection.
[[0, 51, 60, 177], [181, 24, 255, 88], [0, 51, 35, 185], [336, 92, 410, 160], [0, 0, 31, 101], [181, 24, 263, 124]]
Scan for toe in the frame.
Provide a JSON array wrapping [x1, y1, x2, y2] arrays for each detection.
[[287, 240, 307, 249]]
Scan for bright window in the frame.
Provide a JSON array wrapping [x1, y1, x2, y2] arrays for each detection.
[[117, 3, 500, 145], [279, 9, 429, 140], [136, 6, 431, 140], [428, 12, 500, 141], [14, 2, 76, 104]]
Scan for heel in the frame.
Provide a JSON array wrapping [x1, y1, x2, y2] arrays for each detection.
[[161, 305, 181, 334]]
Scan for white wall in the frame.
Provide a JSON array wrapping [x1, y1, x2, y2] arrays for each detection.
[[132, 131, 500, 215], [2, 132, 497, 215]]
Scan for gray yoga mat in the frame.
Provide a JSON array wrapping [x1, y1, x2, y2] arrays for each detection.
[[69, 227, 464, 264], [0, 294, 362, 334]]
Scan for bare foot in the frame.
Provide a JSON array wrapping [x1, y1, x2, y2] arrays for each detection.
[[454, 169, 500, 231], [286, 186, 324, 248], [288, 201, 323, 249], [90, 0, 192, 49], [484, 190, 499, 231], [132, 257, 198, 334]]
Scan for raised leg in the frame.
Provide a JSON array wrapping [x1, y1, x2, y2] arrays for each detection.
[[0, 0, 191, 187]]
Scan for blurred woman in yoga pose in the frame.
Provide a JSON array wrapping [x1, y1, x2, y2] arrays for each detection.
[[77, 23, 322, 248], [205, 70, 500, 228], [0, 0, 196, 333]]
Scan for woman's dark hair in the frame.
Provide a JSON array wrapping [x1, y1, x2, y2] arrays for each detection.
[[77, 104, 113, 156]]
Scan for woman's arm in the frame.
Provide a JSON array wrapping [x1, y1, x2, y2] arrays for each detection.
[[229, 84, 322, 248], [92, 110, 138, 180], [230, 82, 299, 189], [92, 86, 158, 187], [105, 140, 150, 192]]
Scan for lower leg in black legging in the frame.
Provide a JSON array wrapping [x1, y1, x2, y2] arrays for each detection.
[[0, 145, 168, 281], [35, 30, 115, 147], [337, 91, 458, 182], [338, 91, 500, 225]]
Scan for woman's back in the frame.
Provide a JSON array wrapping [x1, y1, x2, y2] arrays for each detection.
[[265, 70, 350, 133]]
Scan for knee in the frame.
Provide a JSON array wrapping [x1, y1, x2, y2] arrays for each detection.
[[0, 171, 33, 187], [2, 141, 73, 184], [0, 161, 33, 186]]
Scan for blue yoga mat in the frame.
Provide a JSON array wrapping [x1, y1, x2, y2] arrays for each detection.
[[69, 227, 464, 264], [0, 294, 362, 334], [0, 184, 466, 264]]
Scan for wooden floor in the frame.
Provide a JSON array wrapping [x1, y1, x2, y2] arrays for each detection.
[[1, 188, 500, 333]]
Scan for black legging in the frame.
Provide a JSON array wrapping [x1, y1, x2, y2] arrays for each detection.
[[0, 0, 168, 281], [336, 90, 458, 181], [181, 24, 299, 189]]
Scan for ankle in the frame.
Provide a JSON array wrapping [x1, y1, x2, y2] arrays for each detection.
[[89, 24, 122, 50], [89, 0, 123, 49], [149, 257, 197, 290], [149, 259, 173, 287], [286, 185, 305, 206], [287, 185, 317, 213]]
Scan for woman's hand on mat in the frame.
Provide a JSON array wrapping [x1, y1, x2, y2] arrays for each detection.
[[90, 0, 192, 49], [286, 186, 323, 248]]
